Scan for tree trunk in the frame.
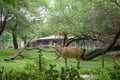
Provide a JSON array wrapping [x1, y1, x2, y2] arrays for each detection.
[[82, 28, 120, 60], [12, 32, 18, 49], [23, 39, 26, 44], [0, 10, 8, 35], [63, 33, 68, 47]]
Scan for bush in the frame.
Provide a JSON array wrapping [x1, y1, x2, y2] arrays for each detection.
[[60, 67, 84, 80], [93, 66, 120, 80], [0, 64, 39, 80], [109, 63, 120, 80], [0, 57, 85, 80], [44, 64, 59, 80], [44, 64, 84, 80]]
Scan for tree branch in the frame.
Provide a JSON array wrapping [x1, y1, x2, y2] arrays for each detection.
[[114, 0, 120, 8], [0, 11, 9, 35], [82, 28, 120, 60]]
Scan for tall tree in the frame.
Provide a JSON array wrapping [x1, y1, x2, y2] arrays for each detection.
[[0, 0, 28, 35]]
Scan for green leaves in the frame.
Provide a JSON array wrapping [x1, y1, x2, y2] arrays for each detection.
[[1, 0, 28, 8], [3, 0, 16, 5]]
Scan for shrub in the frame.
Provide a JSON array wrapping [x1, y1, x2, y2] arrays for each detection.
[[45, 64, 59, 80], [60, 67, 84, 80]]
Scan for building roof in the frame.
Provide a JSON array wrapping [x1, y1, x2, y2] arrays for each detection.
[[37, 35, 64, 40]]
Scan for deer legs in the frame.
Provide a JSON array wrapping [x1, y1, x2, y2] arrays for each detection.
[[64, 58, 80, 69], [65, 58, 67, 68]]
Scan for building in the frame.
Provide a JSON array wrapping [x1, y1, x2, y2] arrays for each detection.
[[27, 35, 102, 49], [27, 35, 76, 48], [37, 35, 63, 47]]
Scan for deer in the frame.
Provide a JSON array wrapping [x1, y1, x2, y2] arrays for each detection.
[[54, 44, 85, 69], [113, 51, 120, 60]]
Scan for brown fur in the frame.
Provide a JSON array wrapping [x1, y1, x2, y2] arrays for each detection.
[[55, 44, 83, 68], [113, 51, 120, 59]]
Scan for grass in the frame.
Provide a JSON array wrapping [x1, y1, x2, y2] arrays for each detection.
[[0, 49, 37, 70], [1, 48, 120, 80], [0, 48, 116, 74]]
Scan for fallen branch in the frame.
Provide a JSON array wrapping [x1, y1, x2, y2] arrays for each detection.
[[4, 27, 40, 61]]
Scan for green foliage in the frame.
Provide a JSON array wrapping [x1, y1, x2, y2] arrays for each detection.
[[96, 68, 111, 80], [93, 65, 120, 80], [109, 61, 120, 80], [2, 0, 28, 8], [60, 67, 84, 80], [45, 64, 59, 80], [0, 49, 120, 80], [0, 32, 10, 42], [43, 64, 85, 80], [39, 0, 120, 42], [0, 49, 47, 80], [0, 64, 39, 80], [0, 63, 85, 80], [0, 0, 35, 47]]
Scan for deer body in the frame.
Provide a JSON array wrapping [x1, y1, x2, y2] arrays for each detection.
[[55, 45, 83, 68]]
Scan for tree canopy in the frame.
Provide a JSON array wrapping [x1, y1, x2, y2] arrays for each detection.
[[40, 0, 120, 39]]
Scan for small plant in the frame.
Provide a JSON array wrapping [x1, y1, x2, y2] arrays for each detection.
[[44, 64, 84, 80], [109, 62, 120, 80], [0, 67, 3, 80], [45, 64, 59, 80], [60, 67, 84, 80]]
